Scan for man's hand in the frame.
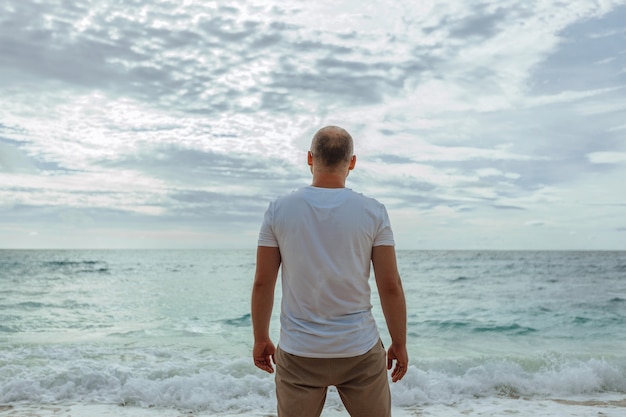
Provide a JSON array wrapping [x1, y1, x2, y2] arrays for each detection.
[[253, 340, 276, 374], [387, 343, 408, 382]]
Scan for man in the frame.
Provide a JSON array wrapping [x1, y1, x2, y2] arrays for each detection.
[[251, 126, 408, 417]]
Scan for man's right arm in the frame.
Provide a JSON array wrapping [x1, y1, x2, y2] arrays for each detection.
[[251, 245, 281, 373], [372, 245, 408, 382]]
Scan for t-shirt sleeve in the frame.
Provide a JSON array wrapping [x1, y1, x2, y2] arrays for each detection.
[[257, 202, 279, 247], [373, 204, 395, 247]]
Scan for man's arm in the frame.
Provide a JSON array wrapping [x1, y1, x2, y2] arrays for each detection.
[[372, 245, 408, 382], [251, 245, 281, 373]]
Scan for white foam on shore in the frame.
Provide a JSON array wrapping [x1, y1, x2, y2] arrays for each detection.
[[3, 343, 625, 413], [2, 396, 625, 417], [0, 403, 418, 417]]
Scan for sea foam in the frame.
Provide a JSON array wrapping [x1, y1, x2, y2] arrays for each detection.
[[1, 344, 625, 414]]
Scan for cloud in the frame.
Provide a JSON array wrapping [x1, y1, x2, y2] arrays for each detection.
[[0, 140, 38, 174], [525, 220, 546, 227], [587, 152, 626, 164], [0, 0, 415, 116], [1, 0, 626, 249], [446, 6, 509, 40], [106, 143, 308, 203]]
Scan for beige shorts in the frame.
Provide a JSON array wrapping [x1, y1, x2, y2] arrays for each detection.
[[275, 340, 391, 417]]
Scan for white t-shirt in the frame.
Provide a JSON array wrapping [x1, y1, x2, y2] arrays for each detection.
[[258, 186, 395, 358]]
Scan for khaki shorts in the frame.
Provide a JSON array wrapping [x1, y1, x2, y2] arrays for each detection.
[[275, 340, 391, 417]]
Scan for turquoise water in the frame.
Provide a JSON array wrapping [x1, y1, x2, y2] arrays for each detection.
[[1, 250, 625, 414]]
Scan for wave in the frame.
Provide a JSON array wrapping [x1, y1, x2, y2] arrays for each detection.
[[222, 313, 251, 327], [42, 260, 110, 274], [473, 323, 537, 335], [1, 345, 624, 413], [44, 260, 101, 267], [393, 356, 626, 407], [0, 300, 93, 312], [419, 320, 537, 335], [0, 325, 18, 334]]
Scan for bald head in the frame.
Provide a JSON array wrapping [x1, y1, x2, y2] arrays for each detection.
[[310, 126, 354, 169]]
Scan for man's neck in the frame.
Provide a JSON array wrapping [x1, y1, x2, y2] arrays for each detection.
[[311, 172, 347, 189]]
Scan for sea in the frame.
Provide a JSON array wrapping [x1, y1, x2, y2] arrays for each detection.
[[1, 250, 625, 417]]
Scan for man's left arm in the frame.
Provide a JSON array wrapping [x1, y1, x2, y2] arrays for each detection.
[[372, 245, 408, 382], [251, 245, 281, 373]]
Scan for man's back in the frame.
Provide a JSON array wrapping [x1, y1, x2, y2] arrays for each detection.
[[258, 186, 395, 357]]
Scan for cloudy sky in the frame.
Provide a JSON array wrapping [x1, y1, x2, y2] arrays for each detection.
[[1, 0, 625, 250]]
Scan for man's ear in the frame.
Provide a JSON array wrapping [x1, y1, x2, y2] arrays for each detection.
[[307, 151, 313, 166], [348, 155, 356, 170]]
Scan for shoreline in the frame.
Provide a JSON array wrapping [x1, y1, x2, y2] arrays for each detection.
[[2, 397, 625, 417]]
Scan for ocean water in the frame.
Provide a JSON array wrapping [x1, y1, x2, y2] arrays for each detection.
[[1, 250, 625, 417]]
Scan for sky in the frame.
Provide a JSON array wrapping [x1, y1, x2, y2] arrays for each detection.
[[1, 0, 625, 250]]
